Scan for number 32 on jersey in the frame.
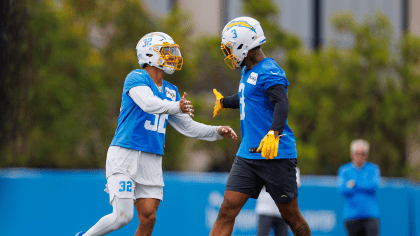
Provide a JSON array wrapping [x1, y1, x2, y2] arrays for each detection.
[[144, 114, 169, 133]]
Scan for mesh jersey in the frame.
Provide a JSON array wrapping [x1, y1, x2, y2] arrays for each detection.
[[236, 58, 297, 160], [110, 69, 180, 155]]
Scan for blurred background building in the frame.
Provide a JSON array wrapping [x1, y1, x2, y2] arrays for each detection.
[[144, 0, 420, 47]]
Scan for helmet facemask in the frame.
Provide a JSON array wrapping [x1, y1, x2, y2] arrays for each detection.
[[154, 43, 183, 74], [221, 42, 240, 70]]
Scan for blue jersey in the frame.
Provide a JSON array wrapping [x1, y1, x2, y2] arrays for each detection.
[[338, 162, 380, 220], [110, 69, 180, 155], [236, 58, 297, 160]]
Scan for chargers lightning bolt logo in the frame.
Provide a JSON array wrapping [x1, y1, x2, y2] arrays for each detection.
[[223, 21, 256, 34]]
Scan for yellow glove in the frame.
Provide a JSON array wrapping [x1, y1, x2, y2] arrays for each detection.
[[256, 130, 280, 160], [213, 89, 225, 117]]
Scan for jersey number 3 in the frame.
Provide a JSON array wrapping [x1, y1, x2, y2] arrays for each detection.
[[145, 114, 169, 134]]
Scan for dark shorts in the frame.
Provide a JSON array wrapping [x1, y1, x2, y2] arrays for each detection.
[[225, 156, 298, 204]]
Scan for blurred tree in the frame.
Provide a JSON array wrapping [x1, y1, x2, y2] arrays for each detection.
[[0, 0, 226, 171], [400, 33, 420, 181], [186, 36, 241, 172], [0, 0, 157, 168], [240, 1, 420, 179], [289, 12, 420, 178], [0, 0, 35, 167], [1, 0, 420, 181]]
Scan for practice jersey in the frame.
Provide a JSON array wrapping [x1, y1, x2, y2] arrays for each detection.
[[236, 58, 297, 160], [110, 69, 180, 155]]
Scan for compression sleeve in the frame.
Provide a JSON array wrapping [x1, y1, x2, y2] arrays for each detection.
[[128, 86, 182, 114], [168, 113, 223, 141], [222, 94, 240, 109], [266, 84, 288, 134]]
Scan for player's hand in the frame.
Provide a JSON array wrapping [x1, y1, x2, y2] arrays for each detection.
[[213, 89, 225, 118], [180, 92, 194, 117], [256, 131, 283, 159], [218, 126, 238, 140]]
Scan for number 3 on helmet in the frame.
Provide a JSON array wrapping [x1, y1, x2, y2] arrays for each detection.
[[136, 32, 183, 74], [221, 16, 266, 69]]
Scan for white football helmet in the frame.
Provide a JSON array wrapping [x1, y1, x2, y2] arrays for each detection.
[[221, 16, 266, 69], [136, 32, 183, 74]]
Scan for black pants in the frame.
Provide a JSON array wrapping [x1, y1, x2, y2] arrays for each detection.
[[345, 218, 379, 236], [258, 214, 289, 236]]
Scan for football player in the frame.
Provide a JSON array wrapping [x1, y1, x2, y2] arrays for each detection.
[[76, 32, 237, 236], [210, 17, 311, 236]]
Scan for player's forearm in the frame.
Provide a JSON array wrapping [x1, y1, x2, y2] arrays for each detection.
[[266, 84, 288, 134], [222, 94, 240, 109], [270, 102, 288, 134], [168, 113, 223, 141], [129, 86, 181, 114]]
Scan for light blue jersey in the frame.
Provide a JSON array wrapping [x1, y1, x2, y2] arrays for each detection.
[[110, 69, 180, 155], [236, 58, 297, 160]]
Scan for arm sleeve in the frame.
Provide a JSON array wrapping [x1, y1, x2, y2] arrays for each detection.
[[222, 94, 240, 109], [128, 86, 181, 114], [168, 113, 223, 141], [266, 84, 288, 133]]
